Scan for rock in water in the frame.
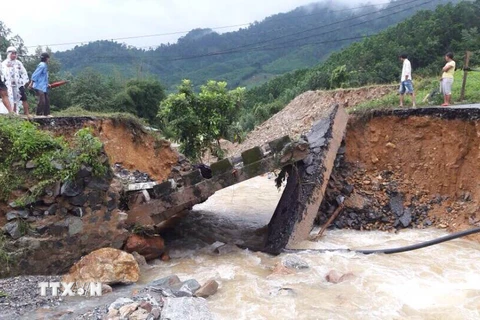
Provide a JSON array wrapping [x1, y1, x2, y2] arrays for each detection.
[[161, 297, 214, 320], [281, 255, 310, 270], [172, 279, 201, 296], [148, 275, 181, 288], [326, 270, 355, 284], [124, 234, 165, 260], [62, 248, 140, 285], [195, 280, 219, 298]]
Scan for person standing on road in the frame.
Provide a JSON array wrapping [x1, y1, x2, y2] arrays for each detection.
[[30, 52, 51, 116], [0, 53, 14, 114], [2, 47, 31, 116], [398, 54, 416, 108], [441, 52, 456, 107]]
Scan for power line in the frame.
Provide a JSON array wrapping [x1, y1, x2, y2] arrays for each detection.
[[126, 0, 431, 62], [25, 2, 393, 49], [259, 0, 437, 49], [20, 0, 436, 66], [203, 0, 427, 54], [128, 0, 436, 62]]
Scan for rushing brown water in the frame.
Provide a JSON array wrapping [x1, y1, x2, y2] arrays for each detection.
[[157, 176, 480, 320], [32, 176, 480, 319]]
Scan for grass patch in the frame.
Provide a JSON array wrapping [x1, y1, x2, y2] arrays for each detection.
[[351, 69, 480, 113], [18, 219, 32, 236], [54, 106, 168, 143], [54, 106, 147, 130]]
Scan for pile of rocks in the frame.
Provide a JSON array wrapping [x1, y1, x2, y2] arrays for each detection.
[[1, 161, 130, 278], [113, 164, 154, 184], [317, 150, 441, 231], [168, 154, 193, 186], [81, 275, 219, 320], [2, 163, 116, 239]]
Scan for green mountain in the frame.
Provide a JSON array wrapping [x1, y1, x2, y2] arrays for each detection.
[[239, 0, 480, 131], [54, 0, 457, 90]]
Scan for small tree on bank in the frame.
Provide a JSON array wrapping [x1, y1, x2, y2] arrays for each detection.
[[159, 79, 245, 161]]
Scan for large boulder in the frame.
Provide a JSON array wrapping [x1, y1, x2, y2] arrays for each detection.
[[124, 234, 165, 261], [62, 248, 140, 284]]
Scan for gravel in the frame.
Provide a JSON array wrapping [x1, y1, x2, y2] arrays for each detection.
[[0, 275, 62, 320]]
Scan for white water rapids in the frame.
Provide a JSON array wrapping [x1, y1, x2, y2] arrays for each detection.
[[33, 176, 480, 319]]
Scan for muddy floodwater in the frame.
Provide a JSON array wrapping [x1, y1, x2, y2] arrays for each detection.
[[28, 176, 480, 320], [159, 176, 480, 320]]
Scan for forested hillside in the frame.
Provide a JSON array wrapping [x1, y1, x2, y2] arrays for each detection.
[[239, 0, 480, 131], [54, 0, 456, 90]]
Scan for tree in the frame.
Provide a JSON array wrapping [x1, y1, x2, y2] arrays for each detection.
[[112, 79, 165, 124], [159, 79, 245, 160], [67, 68, 116, 111], [0, 21, 26, 56], [329, 65, 348, 89]]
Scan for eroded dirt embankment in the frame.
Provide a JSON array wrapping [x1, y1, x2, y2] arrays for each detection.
[[319, 108, 480, 242], [35, 116, 178, 182]]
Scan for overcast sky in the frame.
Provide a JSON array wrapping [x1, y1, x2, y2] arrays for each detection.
[[2, 0, 386, 53]]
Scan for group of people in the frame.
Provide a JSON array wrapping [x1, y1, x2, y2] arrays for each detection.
[[0, 47, 51, 116], [398, 52, 456, 107]]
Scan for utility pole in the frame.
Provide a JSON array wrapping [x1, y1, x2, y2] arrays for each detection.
[[460, 50, 472, 101]]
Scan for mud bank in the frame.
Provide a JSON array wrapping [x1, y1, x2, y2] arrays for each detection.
[[319, 107, 480, 242]]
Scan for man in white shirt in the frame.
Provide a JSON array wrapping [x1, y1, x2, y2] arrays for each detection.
[[398, 54, 416, 108]]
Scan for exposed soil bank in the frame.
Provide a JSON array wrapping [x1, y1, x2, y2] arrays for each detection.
[[319, 107, 480, 242], [34, 116, 178, 182]]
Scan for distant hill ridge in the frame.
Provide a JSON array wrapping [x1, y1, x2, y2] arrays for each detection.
[[54, 0, 457, 90]]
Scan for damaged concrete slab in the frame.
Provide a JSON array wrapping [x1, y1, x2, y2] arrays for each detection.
[[125, 138, 311, 228], [127, 182, 157, 191], [126, 104, 348, 255], [264, 104, 348, 254]]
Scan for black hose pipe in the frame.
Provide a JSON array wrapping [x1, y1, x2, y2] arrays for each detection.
[[283, 227, 480, 255]]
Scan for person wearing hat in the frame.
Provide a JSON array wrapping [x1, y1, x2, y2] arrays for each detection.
[[30, 52, 51, 116], [0, 52, 14, 114], [2, 46, 30, 116]]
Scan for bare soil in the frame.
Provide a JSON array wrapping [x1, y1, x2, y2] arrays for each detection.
[[342, 115, 480, 241], [41, 118, 179, 182], [97, 120, 178, 182]]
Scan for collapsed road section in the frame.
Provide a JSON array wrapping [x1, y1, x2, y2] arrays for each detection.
[[124, 105, 347, 254]]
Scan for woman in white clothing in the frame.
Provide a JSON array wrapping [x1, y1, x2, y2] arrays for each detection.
[[1, 46, 30, 115]]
